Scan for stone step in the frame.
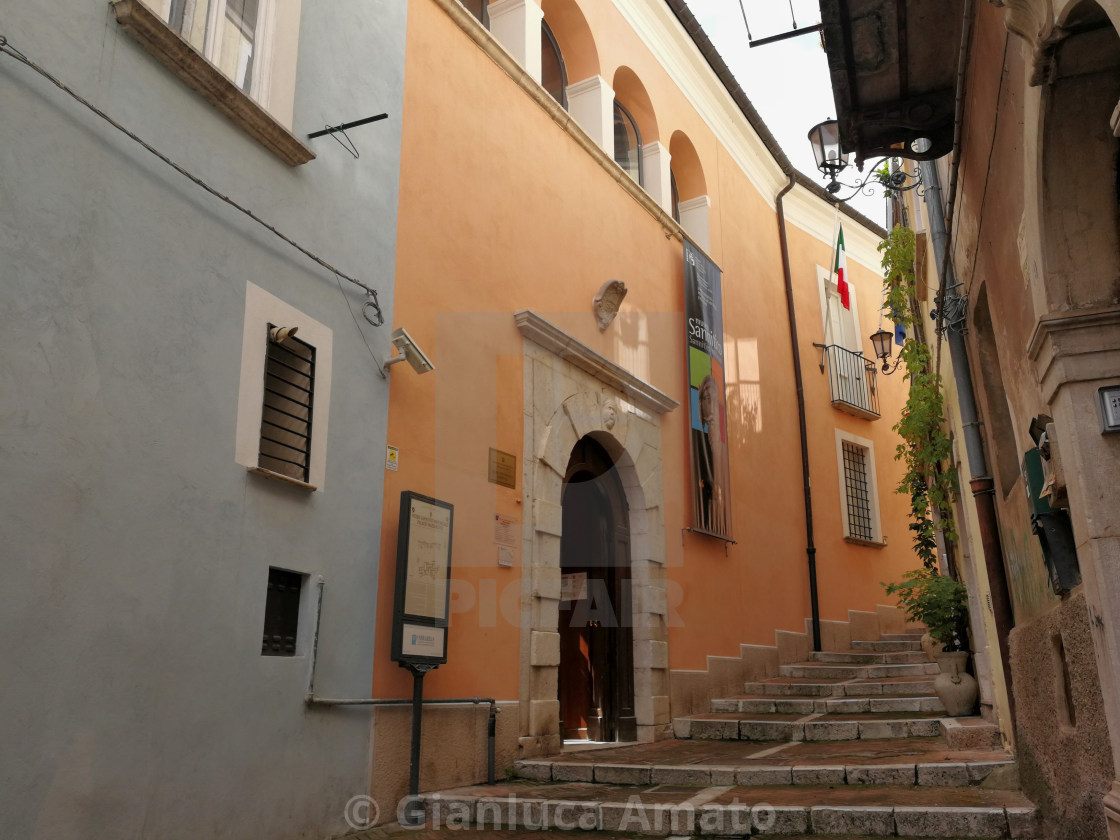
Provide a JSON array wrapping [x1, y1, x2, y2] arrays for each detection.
[[809, 649, 929, 665], [883, 631, 927, 641], [424, 780, 1039, 838], [514, 758, 1015, 789], [852, 638, 924, 652], [511, 735, 1017, 790], [780, 662, 940, 679], [675, 711, 944, 742], [711, 694, 946, 715], [745, 676, 938, 697]]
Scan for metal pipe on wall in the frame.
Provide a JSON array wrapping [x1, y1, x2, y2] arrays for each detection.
[[303, 578, 499, 785], [776, 174, 822, 652]]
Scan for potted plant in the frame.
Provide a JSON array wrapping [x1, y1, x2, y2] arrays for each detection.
[[883, 569, 978, 716]]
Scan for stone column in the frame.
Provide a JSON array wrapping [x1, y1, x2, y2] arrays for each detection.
[[1028, 306, 1120, 837], [568, 76, 615, 157], [640, 142, 672, 212], [488, 0, 544, 85], [678, 195, 711, 252]]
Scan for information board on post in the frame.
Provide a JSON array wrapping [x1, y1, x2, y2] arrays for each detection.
[[391, 490, 454, 668]]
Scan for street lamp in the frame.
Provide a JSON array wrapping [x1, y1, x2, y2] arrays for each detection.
[[870, 327, 904, 374], [807, 119, 924, 202], [807, 120, 848, 193]]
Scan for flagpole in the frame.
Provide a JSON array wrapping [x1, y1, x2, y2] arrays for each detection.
[[820, 203, 842, 353]]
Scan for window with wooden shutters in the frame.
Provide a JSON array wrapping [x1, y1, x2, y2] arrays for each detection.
[[259, 325, 315, 482]]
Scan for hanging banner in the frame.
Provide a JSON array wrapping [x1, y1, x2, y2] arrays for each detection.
[[684, 241, 732, 539]]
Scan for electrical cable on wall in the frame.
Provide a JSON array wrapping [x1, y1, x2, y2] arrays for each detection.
[[0, 35, 384, 328]]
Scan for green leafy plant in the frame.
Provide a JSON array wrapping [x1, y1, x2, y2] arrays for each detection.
[[883, 568, 969, 650], [878, 225, 958, 563]]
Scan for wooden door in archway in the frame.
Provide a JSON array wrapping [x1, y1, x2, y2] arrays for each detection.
[[558, 436, 636, 742]]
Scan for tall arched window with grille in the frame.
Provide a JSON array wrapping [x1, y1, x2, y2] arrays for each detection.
[[541, 21, 567, 109], [613, 100, 642, 185]]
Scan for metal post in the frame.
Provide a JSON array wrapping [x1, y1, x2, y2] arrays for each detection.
[[408, 667, 425, 797], [487, 702, 496, 785]]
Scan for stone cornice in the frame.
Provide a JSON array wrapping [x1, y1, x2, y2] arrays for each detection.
[[1027, 306, 1120, 402], [514, 310, 679, 415], [783, 182, 884, 272]]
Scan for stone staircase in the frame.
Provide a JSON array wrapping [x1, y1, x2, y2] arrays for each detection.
[[420, 632, 1039, 838]]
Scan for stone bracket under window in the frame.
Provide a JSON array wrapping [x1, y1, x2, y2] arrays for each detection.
[[112, 0, 315, 166]]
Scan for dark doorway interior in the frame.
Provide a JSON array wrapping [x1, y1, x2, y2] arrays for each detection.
[[558, 435, 636, 742]]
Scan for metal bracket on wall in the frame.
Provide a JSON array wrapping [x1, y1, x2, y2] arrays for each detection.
[[931, 285, 969, 336], [307, 113, 389, 158]]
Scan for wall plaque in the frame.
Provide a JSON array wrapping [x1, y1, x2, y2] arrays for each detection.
[[488, 447, 517, 488]]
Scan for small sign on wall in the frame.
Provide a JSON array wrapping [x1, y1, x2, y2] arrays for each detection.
[[386, 445, 399, 471], [488, 448, 517, 488], [1101, 386, 1120, 433], [494, 513, 518, 546]]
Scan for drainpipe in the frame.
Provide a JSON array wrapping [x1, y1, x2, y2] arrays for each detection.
[[919, 159, 1015, 718], [776, 174, 822, 652]]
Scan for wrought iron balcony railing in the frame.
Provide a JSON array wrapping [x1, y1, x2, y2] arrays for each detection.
[[819, 344, 880, 420]]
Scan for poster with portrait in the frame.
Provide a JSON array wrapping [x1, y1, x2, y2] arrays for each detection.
[[684, 241, 732, 539]]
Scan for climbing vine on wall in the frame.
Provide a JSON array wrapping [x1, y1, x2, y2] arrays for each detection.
[[879, 225, 958, 569]]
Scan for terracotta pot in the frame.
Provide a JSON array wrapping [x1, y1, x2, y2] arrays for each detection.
[[920, 632, 939, 662], [934, 651, 978, 716]]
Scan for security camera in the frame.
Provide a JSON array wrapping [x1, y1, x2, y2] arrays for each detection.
[[381, 327, 435, 377]]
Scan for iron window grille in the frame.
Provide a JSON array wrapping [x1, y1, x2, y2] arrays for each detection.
[[259, 325, 315, 483], [842, 440, 875, 541], [262, 567, 303, 656]]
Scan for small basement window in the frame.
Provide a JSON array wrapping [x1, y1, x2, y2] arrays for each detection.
[[258, 325, 315, 483], [262, 567, 304, 656]]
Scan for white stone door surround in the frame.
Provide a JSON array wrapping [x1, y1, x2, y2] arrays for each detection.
[[514, 310, 677, 756]]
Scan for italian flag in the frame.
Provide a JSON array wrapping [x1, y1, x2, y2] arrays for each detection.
[[834, 223, 850, 310]]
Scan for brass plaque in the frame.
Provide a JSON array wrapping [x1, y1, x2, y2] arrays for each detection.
[[488, 448, 517, 488]]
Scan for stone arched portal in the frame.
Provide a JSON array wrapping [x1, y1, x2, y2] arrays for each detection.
[[514, 311, 677, 756]]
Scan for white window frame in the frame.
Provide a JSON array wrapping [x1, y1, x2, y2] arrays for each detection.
[[146, 0, 298, 125], [236, 282, 333, 490], [815, 264, 863, 353], [834, 429, 884, 545]]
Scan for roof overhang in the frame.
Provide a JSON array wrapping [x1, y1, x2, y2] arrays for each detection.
[[820, 0, 965, 166]]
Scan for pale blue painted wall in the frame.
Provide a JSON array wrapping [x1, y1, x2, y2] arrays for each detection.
[[0, 1, 406, 837]]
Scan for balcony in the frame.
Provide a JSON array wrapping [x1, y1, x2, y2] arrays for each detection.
[[820, 344, 880, 420]]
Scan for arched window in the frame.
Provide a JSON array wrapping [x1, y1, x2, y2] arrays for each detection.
[[460, 0, 488, 27], [613, 100, 642, 185], [541, 21, 567, 109], [670, 171, 680, 222]]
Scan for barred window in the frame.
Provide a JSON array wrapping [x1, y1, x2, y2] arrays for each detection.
[[262, 567, 304, 656], [259, 326, 315, 483], [842, 440, 875, 541]]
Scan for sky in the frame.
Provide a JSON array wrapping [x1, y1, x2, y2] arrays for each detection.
[[683, 0, 888, 225]]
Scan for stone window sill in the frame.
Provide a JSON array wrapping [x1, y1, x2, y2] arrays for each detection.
[[111, 0, 314, 166], [249, 466, 318, 491], [845, 535, 888, 549]]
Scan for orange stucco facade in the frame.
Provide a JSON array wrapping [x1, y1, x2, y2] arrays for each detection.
[[373, 0, 917, 785]]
